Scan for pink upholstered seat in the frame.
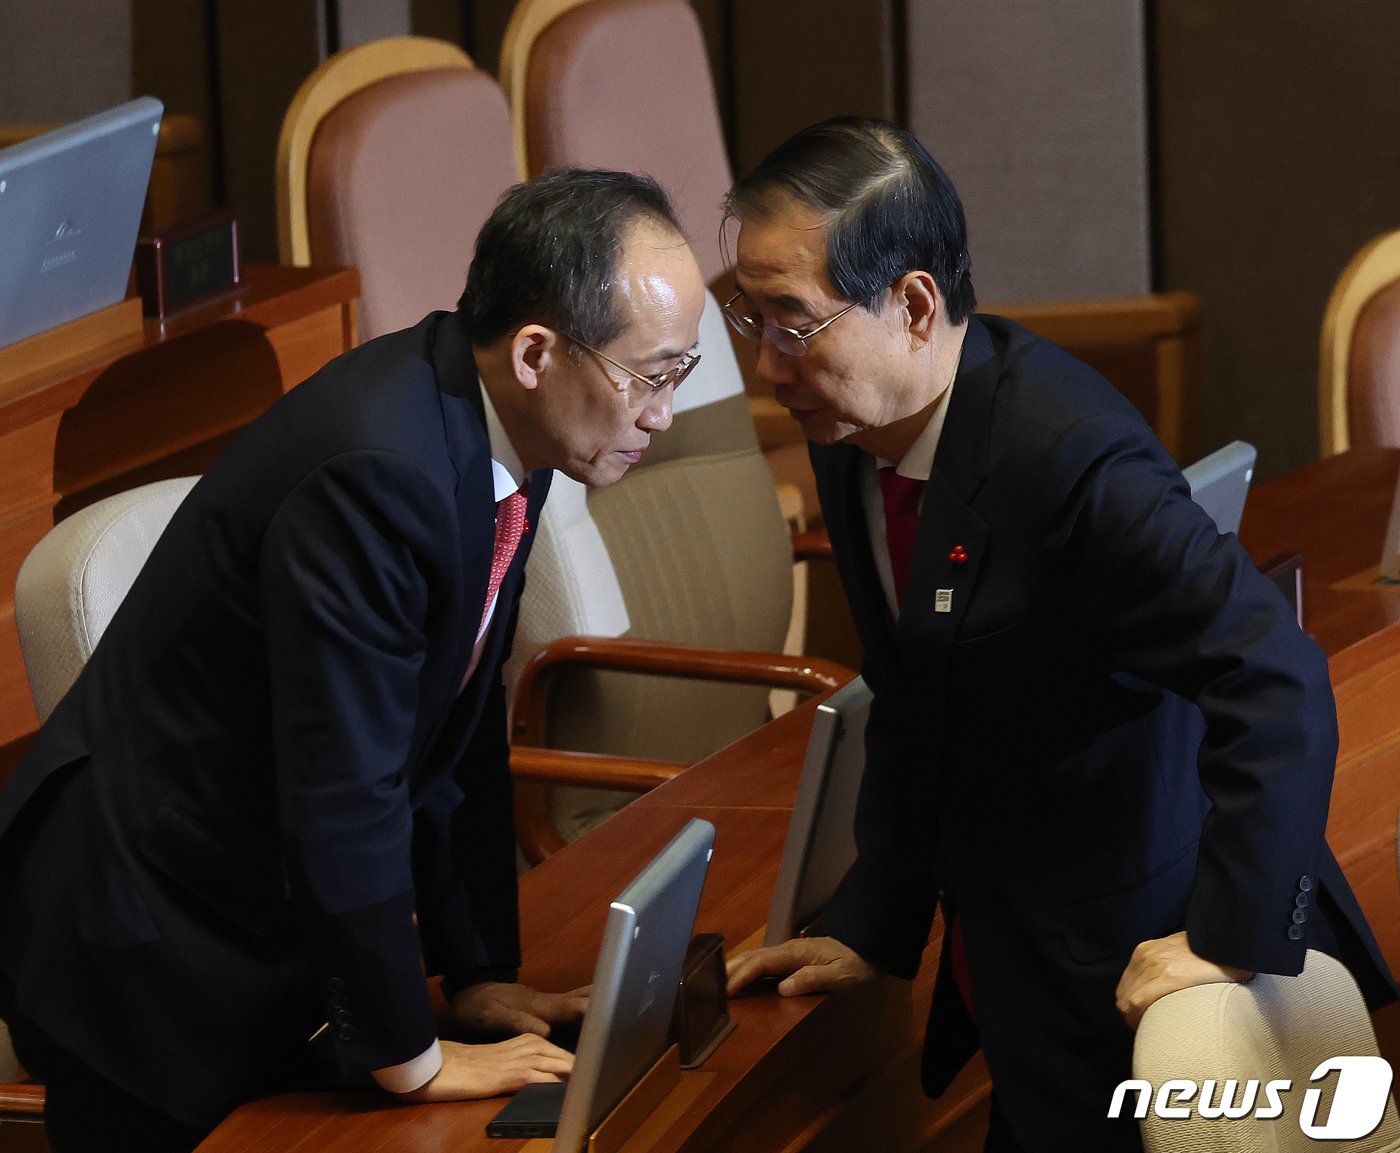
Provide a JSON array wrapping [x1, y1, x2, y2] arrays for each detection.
[[278, 38, 516, 342], [305, 68, 514, 340], [1318, 229, 1400, 456], [1346, 277, 1400, 451], [506, 0, 733, 283]]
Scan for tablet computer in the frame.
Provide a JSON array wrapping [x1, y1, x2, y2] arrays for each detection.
[[0, 97, 162, 348], [1182, 439, 1257, 536], [487, 817, 715, 1148], [763, 676, 872, 946]]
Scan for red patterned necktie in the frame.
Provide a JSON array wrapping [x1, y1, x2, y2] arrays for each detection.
[[878, 467, 925, 604], [479, 487, 528, 635]]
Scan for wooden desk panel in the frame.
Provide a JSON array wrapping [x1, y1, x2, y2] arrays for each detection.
[[1240, 446, 1400, 655], [0, 266, 358, 756]]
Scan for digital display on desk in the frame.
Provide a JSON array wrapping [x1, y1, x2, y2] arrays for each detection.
[[136, 213, 241, 318]]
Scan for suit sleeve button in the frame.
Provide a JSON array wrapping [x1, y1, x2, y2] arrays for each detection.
[[1292, 908, 1307, 924], [1288, 925, 1304, 940], [327, 977, 345, 993], [1295, 892, 1309, 908], [1298, 875, 1313, 892], [333, 1009, 352, 1026], [337, 1025, 356, 1041]]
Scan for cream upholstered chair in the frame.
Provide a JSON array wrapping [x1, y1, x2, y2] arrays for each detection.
[[276, 36, 516, 341], [1133, 950, 1400, 1152], [499, 0, 733, 285], [1320, 230, 1400, 457], [2, 476, 198, 1141], [15, 477, 200, 723]]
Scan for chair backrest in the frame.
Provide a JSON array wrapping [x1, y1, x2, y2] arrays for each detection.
[[276, 36, 516, 341], [500, 0, 734, 284], [14, 476, 198, 723], [1320, 229, 1400, 457], [1133, 950, 1400, 1152], [507, 288, 792, 839]]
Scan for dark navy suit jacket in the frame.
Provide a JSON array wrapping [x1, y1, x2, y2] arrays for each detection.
[[816, 315, 1393, 1151], [0, 311, 550, 1128]]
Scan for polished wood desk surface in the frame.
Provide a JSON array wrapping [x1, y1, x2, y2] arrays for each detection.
[[1240, 446, 1400, 655]]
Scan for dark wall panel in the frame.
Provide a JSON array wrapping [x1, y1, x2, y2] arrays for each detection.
[[1155, 1, 1400, 478]]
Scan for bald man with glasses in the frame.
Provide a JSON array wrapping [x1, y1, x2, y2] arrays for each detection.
[[0, 168, 706, 1153]]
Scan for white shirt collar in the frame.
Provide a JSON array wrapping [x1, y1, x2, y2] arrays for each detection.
[[876, 374, 956, 481], [479, 375, 526, 500]]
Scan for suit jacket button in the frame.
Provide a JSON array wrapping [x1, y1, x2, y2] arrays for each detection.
[[1292, 908, 1307, 924], [1288, 925, 1304, 940], [1298, 875, 1313, 892], [337, 1025, 356, 1041]]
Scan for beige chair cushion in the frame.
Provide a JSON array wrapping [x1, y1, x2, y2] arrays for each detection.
[[307, 67, 515, 341], [1348, 278, 1400, 451], [524, 0, 734, 283], [15, 477, 199, 723], [1134, 950, 1400, 1152]]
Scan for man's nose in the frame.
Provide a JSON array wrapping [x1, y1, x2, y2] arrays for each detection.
[[756, 333, 794, 386], [638, 385, 674, 432]]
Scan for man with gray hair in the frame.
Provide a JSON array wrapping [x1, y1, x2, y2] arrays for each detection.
[[724, 117, 1392, 1152]]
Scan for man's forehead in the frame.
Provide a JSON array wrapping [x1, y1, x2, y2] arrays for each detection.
[[735, 207, 835, 302]]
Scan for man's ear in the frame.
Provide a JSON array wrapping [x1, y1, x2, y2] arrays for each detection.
[[510, 325, 556, 391], [896, 271, 939, 346]]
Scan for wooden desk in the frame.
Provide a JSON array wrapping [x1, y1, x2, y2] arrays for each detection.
[[1240, 446, 1400, 655], [199, 701, 990, 1153], [0, 265, 358, 754], [198, 448, 1400, 1153]]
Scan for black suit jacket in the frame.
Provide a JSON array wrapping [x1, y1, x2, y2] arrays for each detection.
[[815, 315, 1393, 1150], [0, 311, 550, 1128]]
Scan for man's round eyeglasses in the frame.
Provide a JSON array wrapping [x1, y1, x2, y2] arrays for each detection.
[[569, 335, 701, 401], [721, 291, 861, 357]]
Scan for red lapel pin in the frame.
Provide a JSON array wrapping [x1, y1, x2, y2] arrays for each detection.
[[948, 544, 968, 566]]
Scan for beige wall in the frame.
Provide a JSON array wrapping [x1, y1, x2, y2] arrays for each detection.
[[0, 0, 132, 121], [906, 1, 1151, 305]]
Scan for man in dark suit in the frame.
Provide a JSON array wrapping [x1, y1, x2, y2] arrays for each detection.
[[722, 119, 1394, 1152], [0, 169, 706, 1152]]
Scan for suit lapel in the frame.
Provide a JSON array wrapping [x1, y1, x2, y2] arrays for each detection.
[[811, 440, 901, 676], [897, 318, 1001, 696]]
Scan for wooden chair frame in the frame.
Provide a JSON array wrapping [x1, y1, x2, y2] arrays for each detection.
[[510, 636, 852, 863], [275, 35, 476, 266], [499, 0, 609, 180], [1319, 229, 1400, 457]]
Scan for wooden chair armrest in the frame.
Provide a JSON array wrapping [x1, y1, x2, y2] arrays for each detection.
[[791, 530, 832, 562], [510, 746, 684, 792], [509, 638, 854, 865], [0, 1081, 45, 1114], [512, 635, 852, 745]]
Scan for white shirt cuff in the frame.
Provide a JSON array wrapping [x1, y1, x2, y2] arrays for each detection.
[[372, 1039, 444, 1093]]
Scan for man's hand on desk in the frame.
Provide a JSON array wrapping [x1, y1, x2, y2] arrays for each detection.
[[398, 1036, 573, 1103], [450, 980, 590, 1039], [725, 936, 877, 997], [1115, 930, 1254, 1029]]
